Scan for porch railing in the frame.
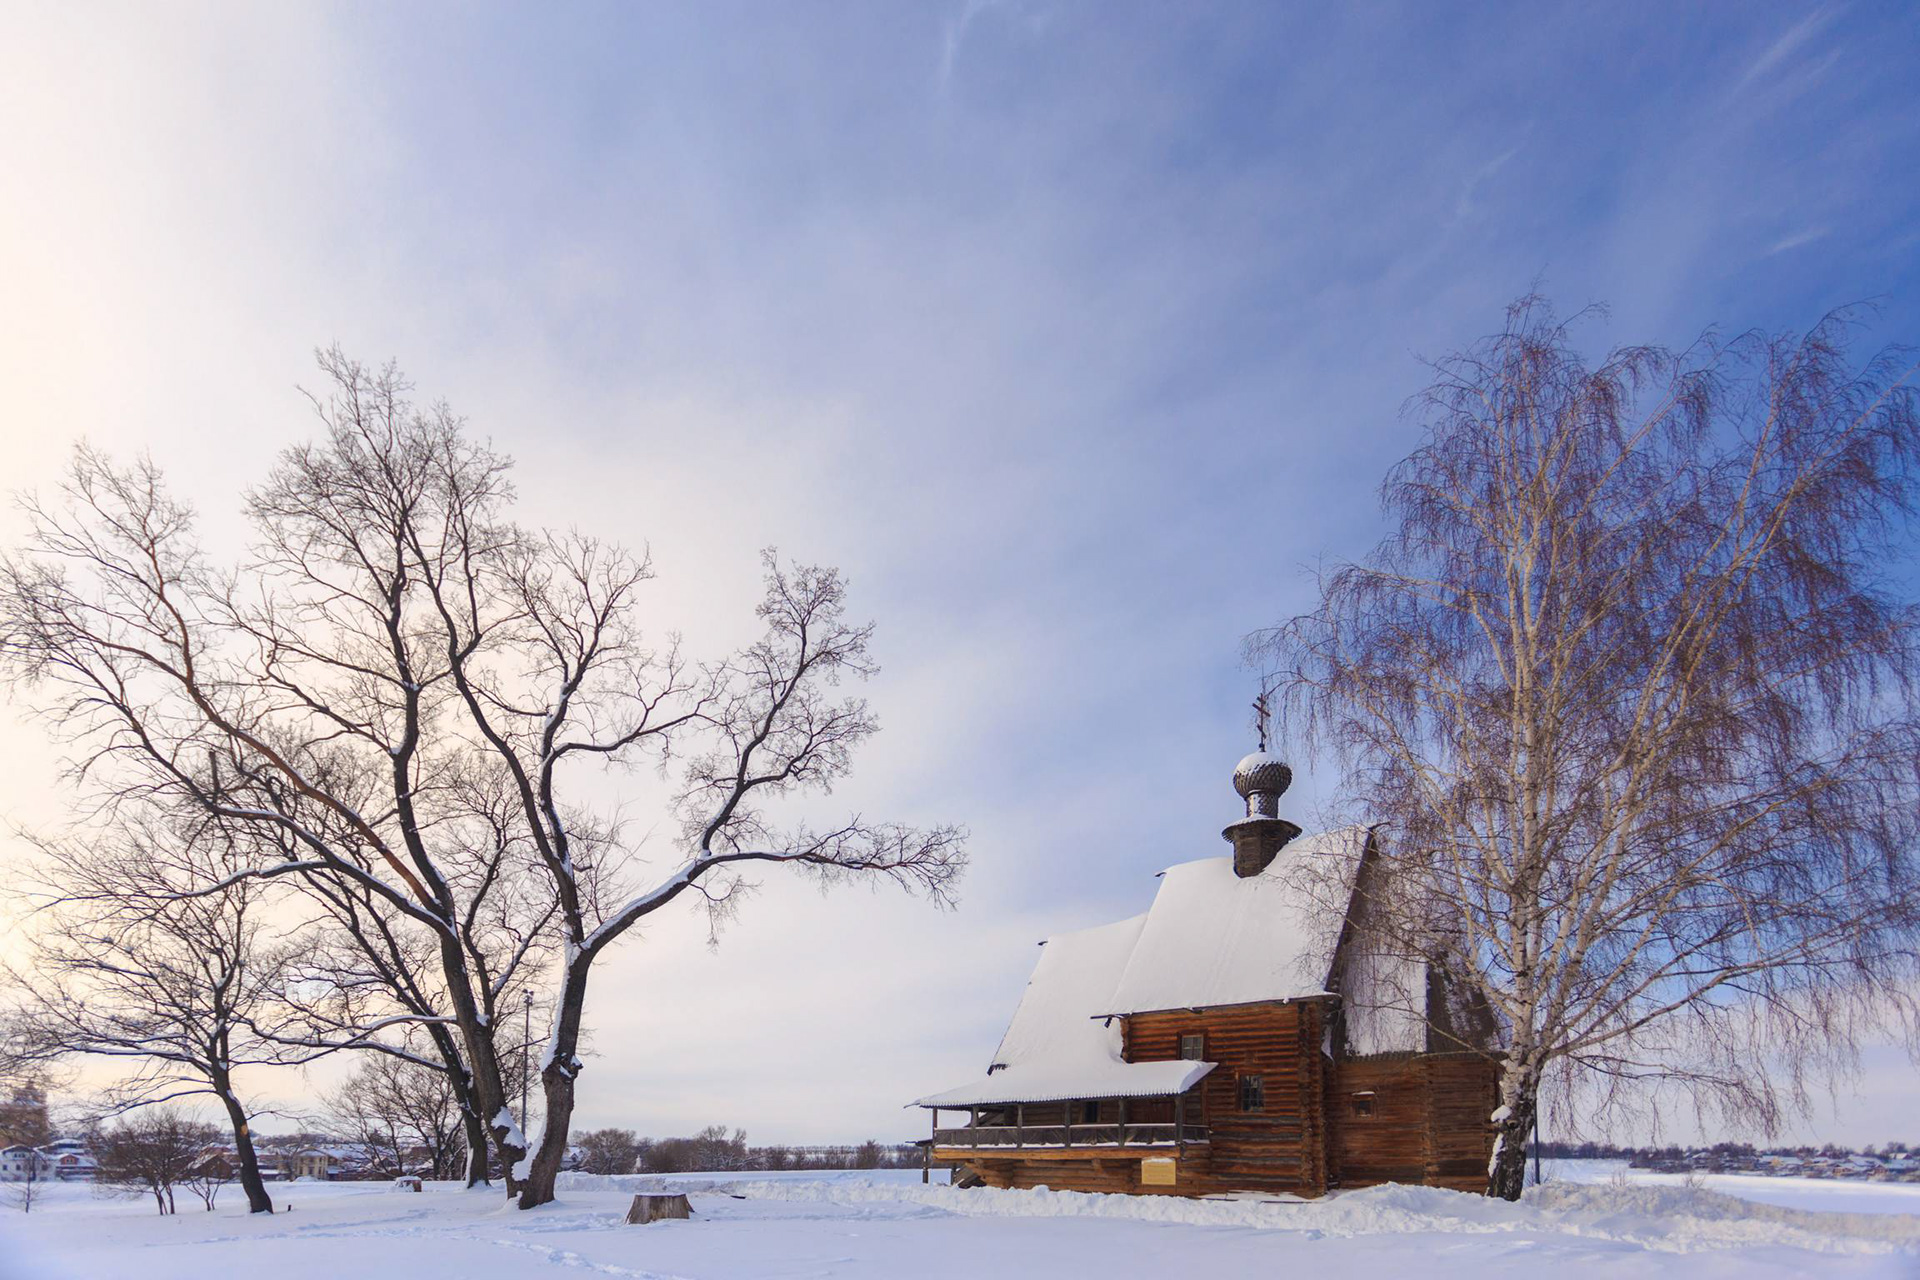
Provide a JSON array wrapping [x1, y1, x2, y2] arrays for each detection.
[[932, 1123, 1208, 1149]]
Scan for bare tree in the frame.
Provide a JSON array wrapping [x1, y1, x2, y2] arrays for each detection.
[[0, 350, 966, 1208], [4, 816, 307, 1213], [690, 1124, 749, 1172], [638, 1135, 690, 1173], [1258, 297, 1920, 1199], [276, 774, 557, 1187], [277, 880, 497, 1185], [489, 548, 966, 1206], [321, 1050, 465, 1180], [182, 1149, 233, 1210], [5, 1155, 41, 1214], [574, 1127, 641, 1175], [93, 1111, 219, 1215]]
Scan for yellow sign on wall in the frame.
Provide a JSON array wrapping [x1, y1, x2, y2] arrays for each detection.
[[1140, 1157, 1177, 1186]]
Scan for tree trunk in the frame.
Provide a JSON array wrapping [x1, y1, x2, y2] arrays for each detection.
[[514, 961, 588, 1210], [214, 1086, 276, 1214], [435, 932, 525, 1196], [425, 1020, 492, 1187], [1487, 1073, 1537, 1201], [515, 1061, 577, 1209], [461, 1107, 491, 1185]]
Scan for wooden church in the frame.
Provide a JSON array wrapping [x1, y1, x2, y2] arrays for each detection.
[[914, 750, 1499, 1198]]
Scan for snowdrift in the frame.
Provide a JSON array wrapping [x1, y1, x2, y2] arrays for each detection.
[[558, 1169, 1920, 1256]]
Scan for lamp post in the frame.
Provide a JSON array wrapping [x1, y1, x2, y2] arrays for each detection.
[[519, 988, 534, 1136]]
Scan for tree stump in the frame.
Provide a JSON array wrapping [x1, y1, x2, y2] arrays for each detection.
[[625, 1193, 693, 1224], [393, 1176, 423, 1192]]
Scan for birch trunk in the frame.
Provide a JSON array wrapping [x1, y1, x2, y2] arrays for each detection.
[[1487, 1065, 1538, 1201]]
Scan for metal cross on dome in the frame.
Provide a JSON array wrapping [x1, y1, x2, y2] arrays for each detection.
[[1252, 689, 1272, 752]]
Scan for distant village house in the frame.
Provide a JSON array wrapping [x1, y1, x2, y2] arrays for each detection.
[[276, 1148, 344, 1181], [1, 1137, 96, 1182]]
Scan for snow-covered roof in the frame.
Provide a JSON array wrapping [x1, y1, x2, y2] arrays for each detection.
[[915, 914, 1219, 1107], [916, 1057, 1215, 1108], [1103, 828, 1367, 1016], [916, 826, 1411, 1109], [993, 913, 1148, 1066]]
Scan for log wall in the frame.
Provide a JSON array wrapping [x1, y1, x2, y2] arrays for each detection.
[[1422, 1055, 1502, 1191], [1124, 1001, 1329, 1196], [1329, 1052, 1498, 1193]]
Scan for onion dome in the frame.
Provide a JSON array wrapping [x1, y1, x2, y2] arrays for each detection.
[[1224, 748, 1301, 876], [1232, 751, 1292, 801]]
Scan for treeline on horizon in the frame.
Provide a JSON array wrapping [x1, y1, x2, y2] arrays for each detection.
[[572, 1125, 927, 1176], [1536, 1139, 1915, 1159]]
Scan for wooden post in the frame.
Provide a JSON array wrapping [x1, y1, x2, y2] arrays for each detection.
[[1175, 1093, 1186, 1157], [1118, 1097, 1129, 1145], [1065, 1102, 1074, 1148], [1015, 1103, 1025, 1148], [926, 1109, 936, 1184]]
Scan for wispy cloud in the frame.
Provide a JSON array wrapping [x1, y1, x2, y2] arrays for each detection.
[[1455, 146, 1521, 223], [938, 0, 1003, 97], [1735, 7, 1835, 93], [1766, 226, 1831, 256]]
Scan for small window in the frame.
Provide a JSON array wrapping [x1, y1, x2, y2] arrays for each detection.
[[1238, 1074, 1265, 1112], [1351, 1093, 1375, 1117], [1179, 1033, 1206, 1061], [1081, 1100, 1099, 1124]]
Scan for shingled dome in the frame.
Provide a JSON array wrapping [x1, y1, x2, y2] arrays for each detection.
[[1232, 751, 1292, 799]]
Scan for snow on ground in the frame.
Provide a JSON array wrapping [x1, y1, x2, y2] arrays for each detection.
[[1, 1164, 1914, 1280], [1545, 1158, 1920, 1217]]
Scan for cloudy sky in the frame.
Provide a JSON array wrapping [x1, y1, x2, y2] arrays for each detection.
[[2, 2, 1917, 1147]]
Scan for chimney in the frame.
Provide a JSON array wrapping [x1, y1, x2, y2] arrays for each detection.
[[1222, 751, 1302, 877]]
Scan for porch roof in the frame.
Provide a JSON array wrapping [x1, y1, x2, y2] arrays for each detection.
[[914, 1058, 1216, 1108]]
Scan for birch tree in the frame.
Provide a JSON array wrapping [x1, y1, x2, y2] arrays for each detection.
[[1258, 298, 1920, 1199], [0, 350, 966, 1208]]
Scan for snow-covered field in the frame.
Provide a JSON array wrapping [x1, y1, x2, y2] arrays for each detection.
[[2, 1163, 1915, 1280]]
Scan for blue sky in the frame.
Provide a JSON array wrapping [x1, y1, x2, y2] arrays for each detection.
[[1, 1, 1916, 1146]]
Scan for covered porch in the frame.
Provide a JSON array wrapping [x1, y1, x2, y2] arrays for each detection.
[[915, 1048, 1217, 1161], [925, 1095, 1209, 1157]]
